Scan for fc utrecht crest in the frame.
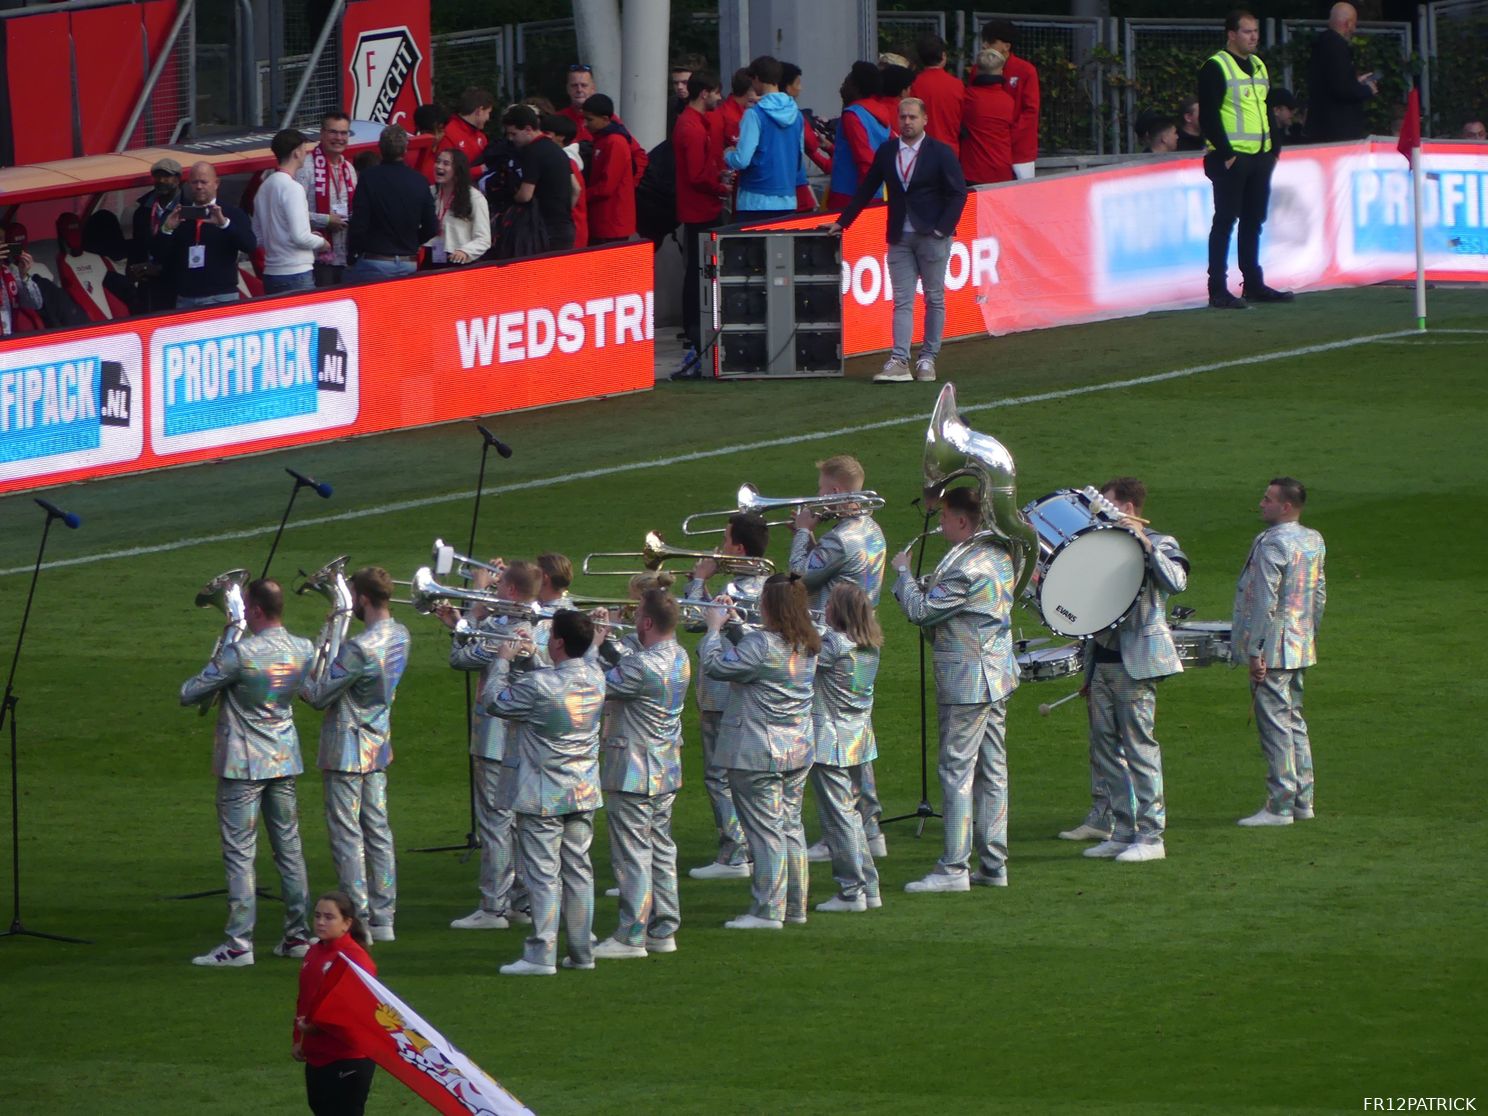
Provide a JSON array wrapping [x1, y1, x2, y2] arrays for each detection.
[[349, 27, 423, 124]]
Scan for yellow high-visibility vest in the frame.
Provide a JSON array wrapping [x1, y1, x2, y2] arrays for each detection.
[[1207, 50, 1272, 154]]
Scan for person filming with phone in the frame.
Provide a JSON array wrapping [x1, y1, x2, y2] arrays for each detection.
[[153, 161, 256, 309]]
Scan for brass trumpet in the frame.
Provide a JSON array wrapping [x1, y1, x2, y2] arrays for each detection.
[[681, 483, 886, 536], [450, 618, 535, 652], [582, 531, 776, 577]]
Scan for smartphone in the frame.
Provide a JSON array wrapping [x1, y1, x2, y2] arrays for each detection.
[[178, 205, 211, 221]]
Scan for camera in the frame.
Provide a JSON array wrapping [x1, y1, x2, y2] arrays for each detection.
[[178, 205, 211, 221]]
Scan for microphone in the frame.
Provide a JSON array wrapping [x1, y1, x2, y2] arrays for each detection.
[[34, 498, 81, 529], [476, 425, 514, 458], [286, 468, 333, 499]]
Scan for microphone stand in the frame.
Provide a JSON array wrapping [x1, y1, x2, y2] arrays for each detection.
[[1, 504, 89, 944], [881, 499, 942, 838], [263, 468, 333, 579]]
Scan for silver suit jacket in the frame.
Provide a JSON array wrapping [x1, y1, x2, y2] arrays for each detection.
[[532, 591, 576, 667], [812, 629, 879, 767], [599, 637, 691, 796], [486, 655, 605, 816], [789, 514, 888, 608], [450, 615, 535, 761], [699, 629, 816, 772], [180, 625, 314, 780], [301, 618, 412, 773], [893, 541, 1018, 704], [1232, 521, 1327, 669], [686, 574, 765, 713], [1083, 530, 1189, 682]]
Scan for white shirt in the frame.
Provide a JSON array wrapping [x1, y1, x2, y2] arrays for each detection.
[[252, 170, 328, 275], [897, 135, 925, 233]]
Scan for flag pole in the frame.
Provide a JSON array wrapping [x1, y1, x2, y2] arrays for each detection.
[[1411, 141, 1427, 332]]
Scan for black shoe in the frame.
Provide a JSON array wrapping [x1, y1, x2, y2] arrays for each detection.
[[1243, 285, 1294, 303], [1208, 293, 1250, 310]]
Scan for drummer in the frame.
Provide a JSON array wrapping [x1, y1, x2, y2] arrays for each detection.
[[1059, 477, 1188, 864]]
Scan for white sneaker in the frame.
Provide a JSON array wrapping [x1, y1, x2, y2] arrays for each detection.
[[604, 887, 620, 898], [560, 956, 595, 970], [644, 935, 677, 954], [970, 871, 1008, 887], [1058, 823, 1113, 841], [1238, 808, 1294, 827], [450, 909, 509, 930], [689, 861, 750, 880], [864, 894, 883, 909], [867, 834, 887, 858], [724, 914, 784, 930], [592, 937, 647, 960], [369, 925, 395, 942], [1293, 805, 1315, 820], [1083, 839, 1130, 859], [816, 894, 867, 913], [873, 359, 912, 383], [192, 943, 253, 968], [805, 840, 831, 862], [913, 358, 936, 382], [272, 937, 311, 958], [1115, 842, 1166, 863], [500, 958, 556, 976], [905, 871, 970, 893]]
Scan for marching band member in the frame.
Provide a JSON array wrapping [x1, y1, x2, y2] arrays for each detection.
[[444, 560, 541, 931], [299, 567, 412, 938], [532, 552, 577, 666], [1233, 477, 1326, 827], [684, 512, 770, 880], [592, 591, 692, 958], [811, 583, 884, 913], [180, 579, 315, 967], [790, 453, 889, 861], [701, 573, 820, 930], [485, 611, 607, 975], [1064, 479, 1188, 864], [891, 486, 1018, 892]]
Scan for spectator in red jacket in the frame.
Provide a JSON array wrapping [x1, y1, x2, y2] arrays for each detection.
[[673, 70, 728, 375], [437, 87, 493, 165], [980, 19, 1040, 179], [827, 62, 893, 211], [911, 32, 964, 157], [406, 103, 444, 183], [293, 891, 378, 1116], [875, 64, 915, 132], [546, 113, 589, 249], [559, 64, 599, 144], [718, 68, 758, 151], [583, 94, 648, 244], [960, 48, 1016, 186]]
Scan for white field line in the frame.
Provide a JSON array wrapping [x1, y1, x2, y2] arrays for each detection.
[[2, 327, 1481, 578]]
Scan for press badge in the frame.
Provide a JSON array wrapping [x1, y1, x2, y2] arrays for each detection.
[[188, 245, 206, 269]]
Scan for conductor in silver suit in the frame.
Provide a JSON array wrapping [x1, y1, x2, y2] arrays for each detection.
[[181, 578, 314, 967], [486, 610, 607, 975], [892, 486, 1018, 892], [299, 567, 412, 939], [1064, 478, 1188, 864]]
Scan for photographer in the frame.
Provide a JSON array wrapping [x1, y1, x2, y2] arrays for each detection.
[[0, 237, 43, 336], [153, 162, 256, 309]]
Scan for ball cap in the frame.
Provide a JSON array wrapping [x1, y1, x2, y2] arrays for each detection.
[[150, 157, 183, 175]]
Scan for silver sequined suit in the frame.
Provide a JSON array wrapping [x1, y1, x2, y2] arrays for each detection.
[[811, 630, 881, 901], [180, 624, 313, 951]]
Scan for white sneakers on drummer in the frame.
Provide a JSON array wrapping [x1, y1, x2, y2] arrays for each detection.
[[816, 894, 868, 913], [904, 871, 970, 893], [592, 937, 647, 960], [1238, 807, 1294, 827], [724, 914, 784, 930], [450, 909, 509, 930], [500, 958, 556, 976], [1083, 839, 1129, 859], [689, 860, 750, 880], [873, 358, 912, 383], [1115, 842, 1166, 863]]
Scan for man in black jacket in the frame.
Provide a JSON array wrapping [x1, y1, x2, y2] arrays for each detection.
[[1305, 3, 1378, 142], [348, 126, 438, 281], [129, 157, 182, 311], [154, 162, 255, 309]]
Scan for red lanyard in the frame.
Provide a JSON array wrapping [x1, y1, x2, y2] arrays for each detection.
[[897, 143, 921, 186], [436, 190, 452, 226]]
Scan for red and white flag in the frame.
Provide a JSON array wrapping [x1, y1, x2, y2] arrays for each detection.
[[308, 955, 535, 1116], [1397, 85, 1421, 164]]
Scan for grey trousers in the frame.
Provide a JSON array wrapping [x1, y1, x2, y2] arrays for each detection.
[[699, 710, 749, 864], [1254, 668, 1314, 814], [809, 763, 880, 900], [887, 230, 952, 363], [516, 811, 595, 968], [935, 700, 1009, 877], [728, 766, 810, 921], [854, 759, 883, 840], [474, 757, 523, 914], [1088, 662, 1166, 844], [323, 770, 397, 927], [605, 790, 681, 945], [217, 776, 309, 952]]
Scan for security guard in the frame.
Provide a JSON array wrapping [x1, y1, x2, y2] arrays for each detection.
[[1198, 9, 1293, 310]]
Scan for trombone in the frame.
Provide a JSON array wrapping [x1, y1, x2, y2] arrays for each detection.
[[582, 530, 775, 577], [430, 537, 504, 582], [681, 483, 887, 536], [391, 567, 538, 620]]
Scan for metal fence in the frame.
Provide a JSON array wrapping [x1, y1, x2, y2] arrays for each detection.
[[431, 26, 516, 107], [879, 11, 945, 56], [271, 4, 343, 129], [119, 1, 196, 149], [515, 18, 580, 108], [1426, 0, 1488, 137], [974, 13, 1111, 155]]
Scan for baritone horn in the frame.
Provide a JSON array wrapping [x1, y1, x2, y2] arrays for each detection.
[[192, 568, 251, 716], [582, 531, 775, 577], [296, 555, 353, 680], [681, 484, 886, 536]]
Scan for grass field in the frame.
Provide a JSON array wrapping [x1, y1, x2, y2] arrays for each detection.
[[1, 286, 1485, 1115]]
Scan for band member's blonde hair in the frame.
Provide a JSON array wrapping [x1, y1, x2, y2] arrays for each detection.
[[976, 48, 1007, 75], [815, 454, 865, 490], [826, 583, 883, 649], [628, 570, 676, 598], [501, 560, 541, 600], [759, 573, 822, 656], [536, 552, 573, 591], [638, 589, 680, 634]]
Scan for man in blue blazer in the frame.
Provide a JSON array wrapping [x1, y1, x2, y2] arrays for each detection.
[[827, 98, 967, 383]]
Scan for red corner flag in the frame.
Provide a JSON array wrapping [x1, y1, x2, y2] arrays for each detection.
[[1398, 86, 1421, 163]]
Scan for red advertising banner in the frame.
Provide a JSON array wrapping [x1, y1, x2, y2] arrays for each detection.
[[0, 244, 655, 495], [341, 0, 432, 129]]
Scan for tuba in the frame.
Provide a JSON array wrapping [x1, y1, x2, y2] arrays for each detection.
[[921, 382, 1038, 597], [296, 555, 354, 680], [193, 568, 251, 716]]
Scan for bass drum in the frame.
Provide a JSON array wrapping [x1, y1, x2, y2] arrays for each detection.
[[1022, 489, 1146, 638]]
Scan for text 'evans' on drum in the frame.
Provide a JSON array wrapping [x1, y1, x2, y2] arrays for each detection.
[[1022, 489, 1145, 638]]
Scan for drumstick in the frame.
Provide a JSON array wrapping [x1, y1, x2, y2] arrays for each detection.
[[1038, 689, 1082, 716]]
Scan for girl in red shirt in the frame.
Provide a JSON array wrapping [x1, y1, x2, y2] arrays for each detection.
[[293, 891, 378, 1116]]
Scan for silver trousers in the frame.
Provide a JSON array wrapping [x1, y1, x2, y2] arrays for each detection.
[[1087, 663, 1166, 843], [605, 790, 681, 945], [474, 756, 524, 914], [323, 770, 396, 927], [728, 766, 809, 921], [936, 700, 1008, 877], [699, 710, 749, 864], [1254, 668, 1314, 814], [887, 230, 952, 363], [809, 763, 880, 900], [516, 811, 595, 967], [216, 776, 309, 952]]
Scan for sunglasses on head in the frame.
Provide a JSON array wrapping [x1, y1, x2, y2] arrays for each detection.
[[568, 64, 592, 73]]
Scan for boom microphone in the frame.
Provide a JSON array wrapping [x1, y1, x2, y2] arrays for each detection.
[[476, 425, 514, 458], [34, 498, 81, 529], [286, 468, 333, 498]]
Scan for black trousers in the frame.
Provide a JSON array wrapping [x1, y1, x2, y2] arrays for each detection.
[[305, 1058, 374, 1116], [682, 218, 720, 350], [1204, 150, 1276, 296]]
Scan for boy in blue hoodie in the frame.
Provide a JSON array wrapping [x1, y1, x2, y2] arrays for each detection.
[[724, 56, 805, 221]]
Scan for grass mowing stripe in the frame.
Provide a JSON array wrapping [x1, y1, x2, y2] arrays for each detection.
[[0, 326, 1447, 579]]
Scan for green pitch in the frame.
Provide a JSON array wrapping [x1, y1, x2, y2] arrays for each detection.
[[1, 287, 1484, 1115]]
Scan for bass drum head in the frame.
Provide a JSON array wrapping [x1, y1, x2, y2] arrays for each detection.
[[1037, 528, 1145, 636]]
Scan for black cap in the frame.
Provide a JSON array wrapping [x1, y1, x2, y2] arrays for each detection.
[[1269, 87, 1298, 110]]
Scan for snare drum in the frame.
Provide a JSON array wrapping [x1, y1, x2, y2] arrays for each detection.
[[1015, 642, 1085, 682], [1021, 489, 1146, 638], [1170, 621, 1233, 667]]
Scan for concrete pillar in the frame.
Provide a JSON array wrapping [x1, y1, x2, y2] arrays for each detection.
[[620, 0, 671, 150], [574, 0, 623, 108], [717, 0, 877, 125]]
